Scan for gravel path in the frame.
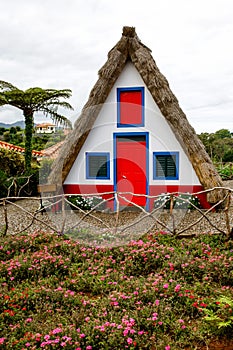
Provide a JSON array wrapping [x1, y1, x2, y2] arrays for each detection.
[[1, 181, 232, 245]]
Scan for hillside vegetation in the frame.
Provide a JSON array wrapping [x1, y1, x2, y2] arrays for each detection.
[[0, 231, 232, 349], [0, 126, 66, 151]]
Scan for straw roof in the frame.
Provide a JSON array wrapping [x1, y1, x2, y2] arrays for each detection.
[[49, 26, 224, 203]]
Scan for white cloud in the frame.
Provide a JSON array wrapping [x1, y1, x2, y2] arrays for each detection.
[[0, 0, 232, 132]]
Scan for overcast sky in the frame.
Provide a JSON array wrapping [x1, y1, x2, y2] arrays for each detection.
[[0, 0, 233, 133]]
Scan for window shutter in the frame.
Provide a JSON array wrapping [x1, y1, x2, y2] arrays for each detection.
[[87, 153, 109, 179], [156, 155, 166, 177], [166, 155, 176, 177], [155, 154, 178, 179], [89, 155, 107, 178]]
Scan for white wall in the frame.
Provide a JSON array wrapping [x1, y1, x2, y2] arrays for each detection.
[[64, 62, 200, 186], [36, 126, 55, 134]]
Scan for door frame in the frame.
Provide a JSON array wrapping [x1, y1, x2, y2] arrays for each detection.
[[113, 132, 149, 211]]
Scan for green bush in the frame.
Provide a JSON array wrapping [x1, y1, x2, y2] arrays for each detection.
[[215, 162, 233, 180], [0, 148, 41, 197], [1, 170, 39, 198], [0, 149, 26, 197], [0, 169, 8, 197], [203, 296, 233, 336], [0, 148, 25, 176]]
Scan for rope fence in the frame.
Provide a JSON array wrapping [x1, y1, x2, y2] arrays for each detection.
[[0, 187, 232, 241]]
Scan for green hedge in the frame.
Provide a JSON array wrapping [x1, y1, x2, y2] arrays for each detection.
[[0, 148, 39, 198]]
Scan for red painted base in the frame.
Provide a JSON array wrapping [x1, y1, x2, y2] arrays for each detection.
[[63, 184, 115, 210], [63, 184, 210, 211], [149, 185, 211, 211]]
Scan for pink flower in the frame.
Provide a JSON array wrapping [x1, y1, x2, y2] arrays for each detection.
[[165, 346, 171, 350], [174, 284, 181, 292], [0, 338, 6, 345], [155, 299, 160, 306], [138, 330, 144, 335], [25, 318, 33, 323], [79, 333, 85, 338], [35, 333, 42, 341], [129, 318, 135, 325], [127, 337, 133, 344], [163, 283, 169, 289], [52, 327, 62, 334], [86, 346, 92, 350]]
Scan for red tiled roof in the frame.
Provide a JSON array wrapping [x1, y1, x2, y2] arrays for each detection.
[[0, 140, 64, 159], [35, 123, 56, 128]]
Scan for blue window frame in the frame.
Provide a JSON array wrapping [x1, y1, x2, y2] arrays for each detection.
[[153, 152, 179, 180], [117, 87, 145, 127], [86, 152, 110, 179]]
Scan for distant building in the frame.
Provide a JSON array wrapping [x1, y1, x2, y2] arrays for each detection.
[[35, 123, 56, 134]]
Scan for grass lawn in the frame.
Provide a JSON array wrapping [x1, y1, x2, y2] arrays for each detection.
[[0, 231, 232, 349]]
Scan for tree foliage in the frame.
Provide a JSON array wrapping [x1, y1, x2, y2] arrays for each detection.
[[198, 129, 233, 162], [0, 81, 73, 172]]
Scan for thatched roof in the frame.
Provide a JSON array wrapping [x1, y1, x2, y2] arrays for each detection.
[[49, 26, 224, 203]]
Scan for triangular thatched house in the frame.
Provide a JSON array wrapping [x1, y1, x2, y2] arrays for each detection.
[[49, 26, 224, 210]]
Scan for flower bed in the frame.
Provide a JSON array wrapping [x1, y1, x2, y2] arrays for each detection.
[[0, 231, 232, 349]]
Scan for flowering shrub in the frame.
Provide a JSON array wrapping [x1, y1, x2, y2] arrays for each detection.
[[0, 231, 232, 349], [67, 195, 106, 211], [175, 193, 201, 209], [154, 193, 201, 210], [67, 195, 92, 210]]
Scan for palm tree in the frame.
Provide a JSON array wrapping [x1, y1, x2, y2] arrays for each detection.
[[0, 81, 73, 172]]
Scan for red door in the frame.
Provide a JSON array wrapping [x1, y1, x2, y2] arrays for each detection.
[[116, 137, 147, 207]]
